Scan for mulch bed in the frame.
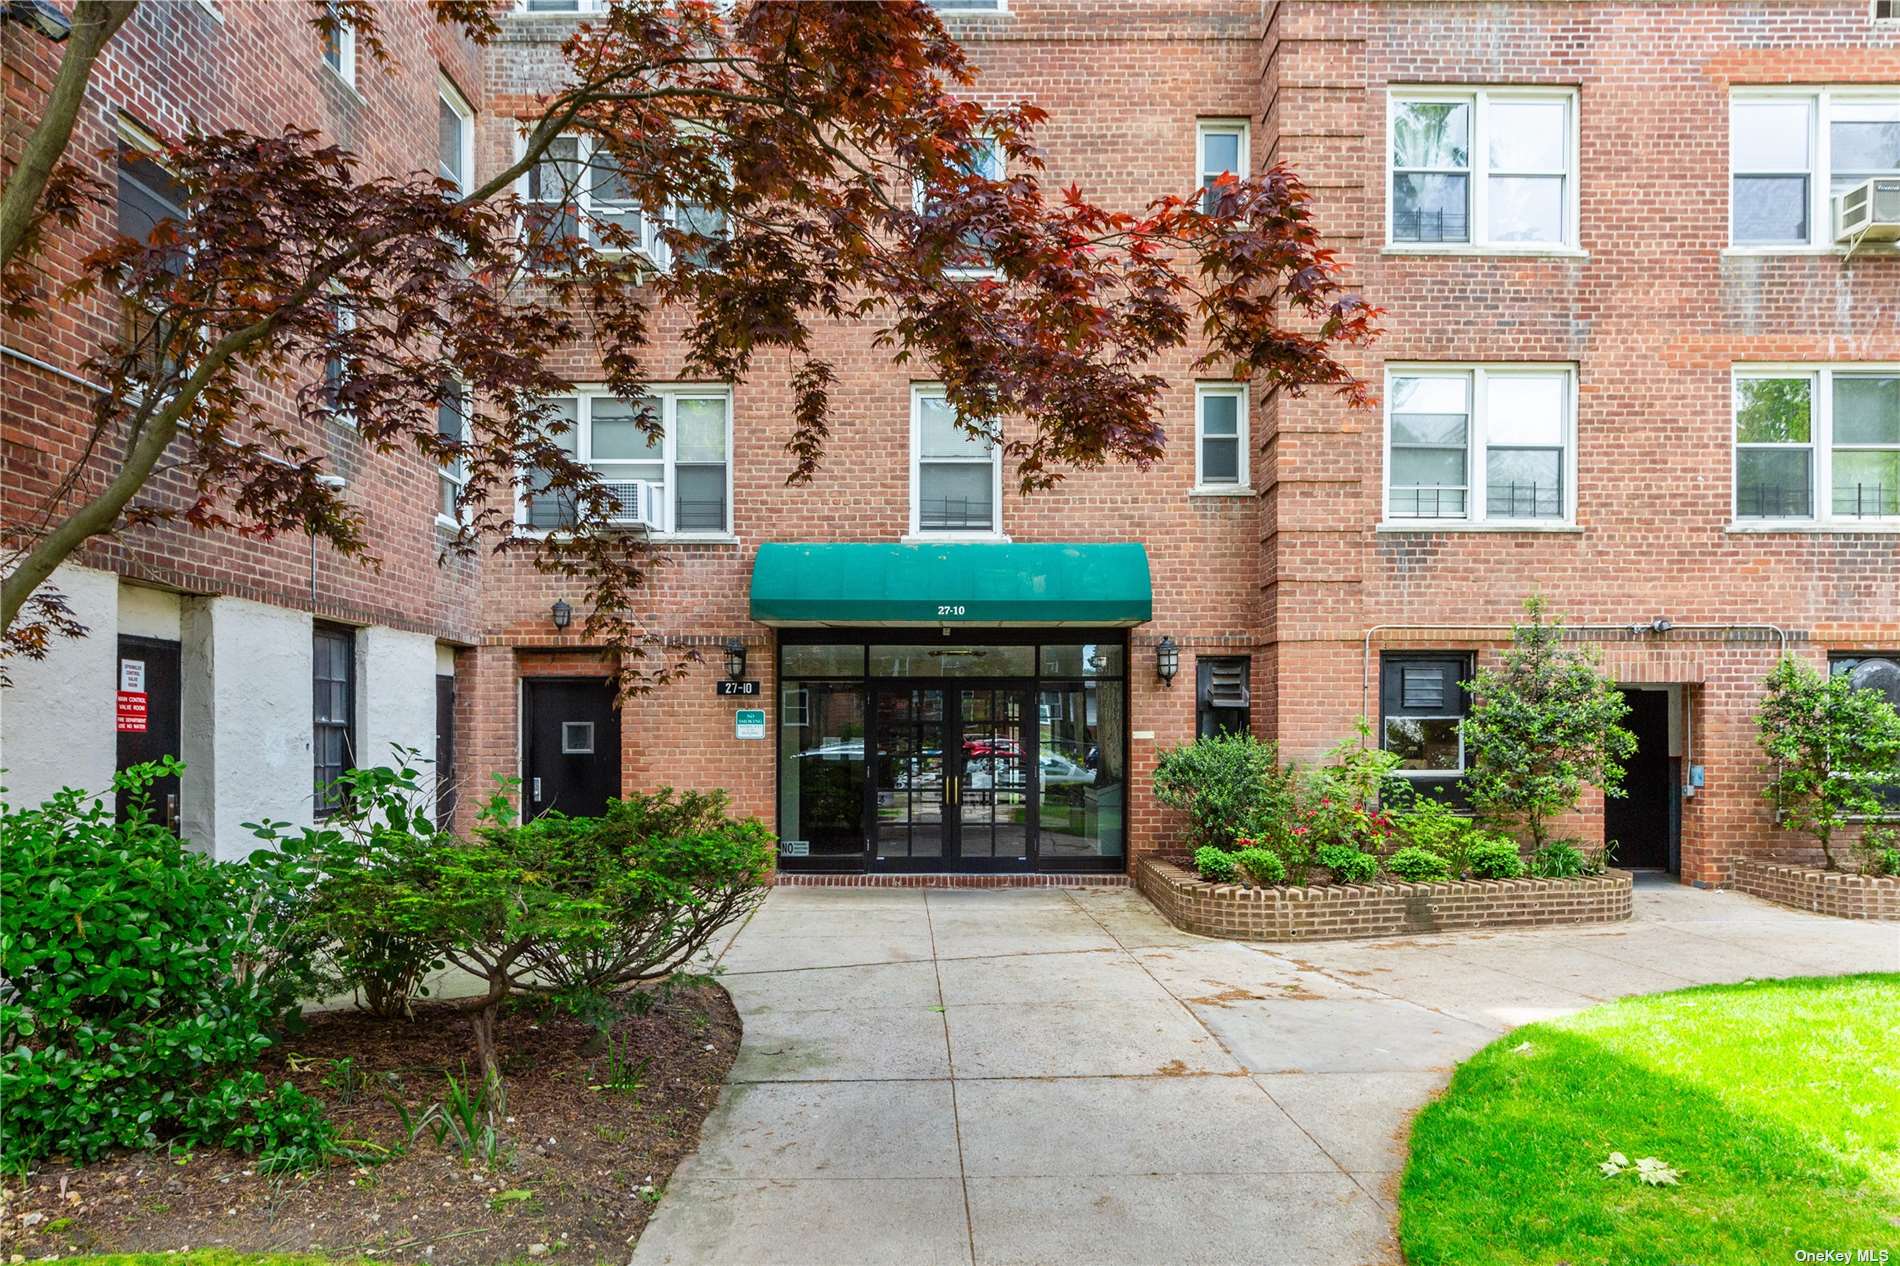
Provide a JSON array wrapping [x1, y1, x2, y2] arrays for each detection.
[[0, 982, 742, 1265]]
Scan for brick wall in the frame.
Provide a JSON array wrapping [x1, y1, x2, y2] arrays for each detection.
[[1137, 854, 1634, 940], [1728, 859, 1900, 919]]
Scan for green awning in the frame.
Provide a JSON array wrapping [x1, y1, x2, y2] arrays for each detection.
[[750, 542, 1152, 627]]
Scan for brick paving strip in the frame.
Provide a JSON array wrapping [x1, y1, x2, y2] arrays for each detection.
[[631, 876, 1899, 1266]]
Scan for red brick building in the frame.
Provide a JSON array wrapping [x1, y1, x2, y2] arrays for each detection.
[[4, 0, 1896, 886]]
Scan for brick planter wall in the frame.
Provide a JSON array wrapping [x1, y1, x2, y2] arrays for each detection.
[[1728, 861, 1900, 920], [1136, 855, 1632, 942]]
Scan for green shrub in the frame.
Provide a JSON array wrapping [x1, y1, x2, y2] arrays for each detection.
[[355, 780, 774, 1090], [1464, 836, 1527, 880], [248, 757, 449, 1019], [1529, 839, 1588, 878], [1391, 795, 1479, 878], [0, 763, 332, 1171], [1193, 846, 1240, 884], [1385, 847, 1451, 882], [1153, 734, 1296, 852], [1851, 826, 1900, 878], [1316, 843, 1378, 884], [1233, 846, 1286, 887]]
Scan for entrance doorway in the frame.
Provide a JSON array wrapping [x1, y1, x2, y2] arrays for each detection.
[[521, 678, 621, 819], [1605, 687, 1678, 871], [114, 635, 182, 829], [873, 683, 1033, 870], [776, 634, 1128, 875]]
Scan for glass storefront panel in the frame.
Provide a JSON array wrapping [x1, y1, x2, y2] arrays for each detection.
[[777, 682, 865, 857], [781, 643, 866, 677], [1039, 642, 1125, 678], [1036, 681, 1125, 860], [875, 687, 945, 859], [870, 643, 1035, 678]]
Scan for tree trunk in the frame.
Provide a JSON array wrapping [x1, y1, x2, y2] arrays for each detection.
[[1818, 827, 1837, 872], [468, 1001, 504, 1104], [0, 1, 136, 273]]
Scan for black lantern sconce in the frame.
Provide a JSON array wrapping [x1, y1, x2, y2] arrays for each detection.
[[550, 599, 572, 631], [724, 637, 748, 681], [1155, 636, 1180, 687]]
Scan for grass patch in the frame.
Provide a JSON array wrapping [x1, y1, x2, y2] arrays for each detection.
[[1400, 973, 1900, 1265], [52, 1255, 357, 1265]]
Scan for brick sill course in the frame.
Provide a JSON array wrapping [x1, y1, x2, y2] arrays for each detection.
[[1136, 854, 1631, 942], [1728, 860, 1900, 921]]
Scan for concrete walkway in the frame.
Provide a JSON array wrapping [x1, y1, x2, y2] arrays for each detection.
[[631, 877, 1900, 1266]]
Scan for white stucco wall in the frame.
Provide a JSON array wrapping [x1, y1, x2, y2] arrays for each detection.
[[356, 625, 439, 776], [117, 583, 182, 641], [0, 564, 119, 809], [184, 596, 314, 860]]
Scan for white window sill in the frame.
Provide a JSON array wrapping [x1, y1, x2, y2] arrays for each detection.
[[901, 532, 1010, 545], [434, 514, 466, 532], [1727, 520, 1900, 534], [1382, 244, 1587, 259], [511, 526, 738, 544], [1189, 485, 1256, 499], [321, 63, 366, 106], [1720, 244, 1893, 257], [1376, 520, 1581, 534]]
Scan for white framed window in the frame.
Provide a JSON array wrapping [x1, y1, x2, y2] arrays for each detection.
[[438, 75, 474, 197], [1387, 87, 1578, 250], [437, 378, 470, 527], [1194, 383, 1248, 490], [1196, 120, 1249, 213], [321, 295, 356, 426], [913, 136, 1003, 277], [1384, 364, 1576, 526], [1733, 365, 1900, 525], [1730, 88, 1900, 248], [910, 385, 1002, 537], [519, 133, 662, 262], [521, 387, 733, 536], [321, 1, 355, 88], [515, 0, 602, 11]]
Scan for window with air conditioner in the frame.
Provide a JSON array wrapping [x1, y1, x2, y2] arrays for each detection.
[[1733, 366, 1900, 525], [1388, 88, 1578, 251], [910, 386, 1002, 537], [522, 388, 732, 536], [1384, 364, 1576, 527], [1730, 88, 1900, 248]]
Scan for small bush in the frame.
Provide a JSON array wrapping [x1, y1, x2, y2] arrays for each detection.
[[1385, 847, 1451, 882], [1, 763, 333, 1171], [1193, 846, 1240, 884], [1391, 794, 1479, 879], [1530, 839, 1588, 878], [1316, 843, 1378, 884], [1233, 846, 1287, 887], [1851, 826, 1900, 878], [1465, 836, 1527, 880], [1154, 734, 1297, 852]]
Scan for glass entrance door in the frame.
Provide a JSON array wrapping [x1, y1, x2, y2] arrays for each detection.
[[872, 682, 1032, 870]]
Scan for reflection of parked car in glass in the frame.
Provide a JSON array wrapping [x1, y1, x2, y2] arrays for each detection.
[[796, 740, 864, 762], [1039, 753, 1093, 786]]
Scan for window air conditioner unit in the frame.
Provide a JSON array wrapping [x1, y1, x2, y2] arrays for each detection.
[[1836, 177, 1900, 244], [601, 479, 664, 531]]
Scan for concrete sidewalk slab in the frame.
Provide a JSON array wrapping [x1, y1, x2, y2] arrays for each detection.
[[632, 878, 1894, 1266]]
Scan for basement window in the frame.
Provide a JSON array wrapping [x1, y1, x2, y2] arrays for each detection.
[[1380, 654, 1469, 798], [1196, 656, 1251, 738], [313, 623, 357, 816], [1830, 654, 1900, 812]]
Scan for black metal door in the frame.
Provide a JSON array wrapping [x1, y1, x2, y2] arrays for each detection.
[[871, 680, 1033, 872], [115, 635, 182, 830], [1605, 689, 1673, 870], [521, 678, 621, 819]]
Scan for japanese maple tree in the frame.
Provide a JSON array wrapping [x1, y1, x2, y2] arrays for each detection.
[[1, 0, 1379, 686]]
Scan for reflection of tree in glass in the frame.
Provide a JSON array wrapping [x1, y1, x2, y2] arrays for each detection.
[[1394, 102, 1469, 167], [1735, 378, 1812, 444]]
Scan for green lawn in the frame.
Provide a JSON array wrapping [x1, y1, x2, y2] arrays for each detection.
[[1400, 973, 1900, 1266]]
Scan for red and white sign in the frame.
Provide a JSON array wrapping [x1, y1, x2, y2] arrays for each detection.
[[116, 690, 148, 733]]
